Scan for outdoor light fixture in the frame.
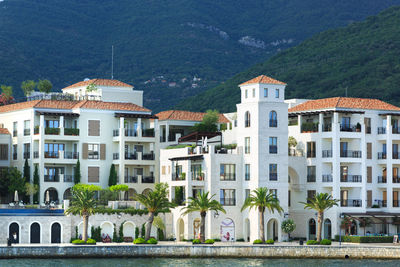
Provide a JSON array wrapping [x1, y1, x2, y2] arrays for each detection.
[[214, 211, 219, 218], [284, 212, 289, 218]]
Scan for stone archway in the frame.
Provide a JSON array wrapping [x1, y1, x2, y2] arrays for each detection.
[[267, 219, 279, 241], [177, 218, 184, 241], [30, 222, 41, 243], [44, 187, 59, 203], [101, 221, 114, 239], [9, 222, 19, 244], [51, 222, 61, 243]]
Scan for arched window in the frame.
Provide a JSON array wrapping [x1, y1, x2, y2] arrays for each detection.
[[308, 219, 316, 240], [245, 111, 250, 128], [269, 111, 277, 127]]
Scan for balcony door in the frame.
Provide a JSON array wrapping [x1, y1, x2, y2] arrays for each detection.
[[341, 190, 348, 206], [340, 166, 348, 182]]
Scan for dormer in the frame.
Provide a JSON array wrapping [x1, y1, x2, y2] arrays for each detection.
[[238, 75, 286, 104]]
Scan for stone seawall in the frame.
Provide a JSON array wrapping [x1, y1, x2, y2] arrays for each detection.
[[1, 245, 400, 259]]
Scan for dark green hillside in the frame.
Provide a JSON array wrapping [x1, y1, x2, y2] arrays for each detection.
[[1, 1, 400, 111], [177, 6, 400, 112]]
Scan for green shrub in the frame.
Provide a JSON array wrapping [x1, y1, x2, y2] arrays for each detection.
[[236, 238, 245, 242], [266, 239, 274, 244], [147, 238, 158, 244], [135, 227, 139, 239], [86, 238, 96, 244], [213, 238, 221, 242], [306, 240, 319, 245], [205, 239, 215, 244], [334, 235, 393, 243], [70, 238, 78, 243], [192, 239, 201, 244], [134, 237, 146, 244], [320, 239, 331, 245], [72, 239, 86, 244], [253, 239, 263, 244]]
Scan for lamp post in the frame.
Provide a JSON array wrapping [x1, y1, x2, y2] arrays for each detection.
[[339, 213, 344, 246]]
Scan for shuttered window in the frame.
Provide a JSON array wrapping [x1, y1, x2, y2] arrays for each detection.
[[82, 143, 88, 159], [0, 144, 8, 160], [88, 120, 100, 136], [367, 166, 372, 183], [100, 144, 106, 160], [88, 167, 99, 183], [367, 143, 372, 159]]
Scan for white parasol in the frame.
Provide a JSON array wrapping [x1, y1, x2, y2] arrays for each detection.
[[14, 190, 18, 203], [46, 190, 50, 203]]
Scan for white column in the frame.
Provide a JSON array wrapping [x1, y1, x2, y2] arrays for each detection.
[[318, 113, 323, 133], [332, 112, 340, 200], [39, 115, 45, 204], [59, 116, 64, 135], [387, 115, 393, 208], [165, 123, 169, 142], [137, 118, 142, 137], [119, 117, 125, 184]]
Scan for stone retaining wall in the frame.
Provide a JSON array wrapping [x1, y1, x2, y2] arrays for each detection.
[[1, 245, 400, 259]]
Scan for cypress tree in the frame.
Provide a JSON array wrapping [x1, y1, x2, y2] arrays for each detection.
[[33, 164, 39, 203], [108, 164, 117, 186], [74, 159, 81, 184], [23, 158, 30, 183]]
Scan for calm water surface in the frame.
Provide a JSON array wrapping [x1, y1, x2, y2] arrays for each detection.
[[0, 258, 399, 267]]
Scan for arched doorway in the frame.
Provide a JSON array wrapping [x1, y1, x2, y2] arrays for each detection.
[[267, 219, 279, 241], [142, 188, 152, 196], [308, 219, 316, 240], [63, 188, 72, 200], [193, 218, 201, 239], [124, 188, 137, 200], [30, 222, 41, 243], [44, 187, 59, 203], [177, 218, 184, 241], [324, 219, 332, 240], [51, 222, 61, 243], [101, 221, 114, 239], [244, 218, 250, 242], [123, 221, 135, 239], [78, 221, 92, 239], [220, 218, 235, 241], [9, 222, 19, 244]]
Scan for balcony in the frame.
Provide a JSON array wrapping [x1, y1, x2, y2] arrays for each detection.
[[340, 150, 361, 158], [125, 153, 137, 160], [393, 176, 400, 183], [142, 152, 155, 160], [45, 128, 60, 135], [393, 152, 400, 160], [124, 176, 138, 183], [269, 173, 278, 181], [269, 145, 277, 154], [64, 175, 74, 183], [220, 198, 236, 206], [142, 176, 154, 183], [34, 127, 39, 135], [142, 128, 155, 137], [45, 152, 59, 159], [340, 199, 362, 207], [172, 173, 186, 181], [288, 149, 304, 157], [374, 200, 387, 208], [340, 175, 362, 183], [322, 174, 333, 182], [220, 174, 236, 181], [191, 172, 205, 181], [44, 175, 59, 182], [125, 129, 138, 137], [24, 129, 30, 136], [301, 122, 318, 133], [377, 176, 387, 183], [322, 150, 332, 158], [322, 124, 332, 132], [393, 127, 400, 134], [307, 175, 316, 182], [64, 152, 79, 159], [113, 129, 119, 137], [113, 153, 119, 160], [23, 152, 30, 159], [378, 127, 386, 134], [64, 128, 79, 136], [307, 151, 316, 158], [340, 124, 360, 132], [378, 152, 387, 159]]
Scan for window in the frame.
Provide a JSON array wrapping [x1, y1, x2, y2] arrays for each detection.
[[307, 142, 316, 158], [13, 121, 17, 137], [220, 189, 236, 206], [88, 120, 100, 136], [220, 164, 236, 181], [307, 190, 316, 203], [307, 166, 316, 182], [275, 89, 279, 98], [270, 189, 277, 199], [0, 144, 8, 160], [264, 88, 268, 97], [269, 137, 277, 154], [12, 144, 17, 160], [191, 165, 203, 180], [245, 189, 250, 200], [45, 143, 64, 158], [88, 144, 99, 159], [24, 120, 30, 136], [245, 111, 250, 127], [341, 117, 351, 131], [252, 88, 255, 97], [245, 90, 248, 98], [45, 120, 59, 128], [245, 164, 250, 181], [367, 143, 372, 159], [245, 137, 250, 154], [88, 166, 100, 183], [269, 111, 277, 127], [288, 190, 291, 207], [23, 143, 30, 159], [269, 164, 277, 181]]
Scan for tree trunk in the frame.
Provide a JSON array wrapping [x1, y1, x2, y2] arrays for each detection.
[[259, 209, 265, 242], [145, 212, 155, 240], [200, 211, 206, 243], [82, 213, 89, 241], [317, 211, 323, 242]]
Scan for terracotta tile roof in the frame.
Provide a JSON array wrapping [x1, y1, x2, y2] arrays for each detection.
[[0, 128, 10, 135], [156, 110, 230, 123], [239, 75, 286, 86], [0, 100, 150, 113], [62, 79, 133, 90], [289, 97, 400, 113]]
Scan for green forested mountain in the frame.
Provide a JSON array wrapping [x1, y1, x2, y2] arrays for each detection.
[[177, 6, 400, 113], [1, 1, 400, 112]]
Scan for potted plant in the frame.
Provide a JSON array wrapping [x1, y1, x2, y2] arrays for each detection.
[[180, 172, 186, 180], [356, 123, 361, 132]]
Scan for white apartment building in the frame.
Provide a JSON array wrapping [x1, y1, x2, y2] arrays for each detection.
[[0, 79, 158, 204]]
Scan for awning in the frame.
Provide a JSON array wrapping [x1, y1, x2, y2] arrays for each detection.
[[289, 110, 365, 117], [342, 212, 400, 218], [178, 131, 222, 143], [115, 113, 158, 119], [169, 155, 204, 161], [36, 111, 79, 117]]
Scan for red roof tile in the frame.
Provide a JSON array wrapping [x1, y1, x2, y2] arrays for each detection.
[[78, 100, 150, 112], [239, 75, 286, 86], [156, 110, 229, 123], [62, 79, 133, 90], [289, 97, 400, 112], [0, 128, 10, 135]]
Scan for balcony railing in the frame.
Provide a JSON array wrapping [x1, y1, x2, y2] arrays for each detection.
[[45, 152, 59, 158], [64, 152, 79, 159], [394, 200, 400, 207], [64, 175, 74, 183], [340, 150, 361, 158], [301, 123, 318, 133], [374, 200, 387, 208], [220, 174, 236, 181], [64, 128, 79, 136], [45, 127, 60, 135], [44, 175, 60, 182], [340, 175, 362, 182], [340, 199, 362, 207], [220, 198, 236, 206], [34, 127, 39, 134], [393, 152, 400, 159], [24, 129, 30, 136], [191, 172, 205, 181], [113, 153, 119, 160], [23, 152, 30, 159], [172, 173, 186, 181], [269, 173, 278, 181], [322, 150, 332, 158], [142, 176, 154, 183], [288, 149, 304, 157], [124, 176, 138, 183], [378, 127, 386, 134], [33, 151, 39, 159], [322, 124, 332, 132], [340, 124, 360, 132], [125, 129, 138, 137], [125, 153, 137, 160], [142, 152, 155, 160], [322, 174, 333, 182], [378, 152, 387, 159], [113, 129, 119, 137], [393, 127, 400, 134], [377, 176, 387, 183], [307, 175, 316, 182], [142, 128, 155, 137], [307, 151, 316, 158], [269, 145, 277, 154], [393, 176, 400, 183]]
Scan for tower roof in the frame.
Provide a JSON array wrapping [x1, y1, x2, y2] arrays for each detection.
[[239, 75, 286, 86]]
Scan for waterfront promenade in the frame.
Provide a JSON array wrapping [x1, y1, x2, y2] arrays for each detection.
[[1, 242, 400, 259]]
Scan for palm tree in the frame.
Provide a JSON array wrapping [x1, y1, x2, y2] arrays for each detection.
[[133, 183, 177, 240], [241, 187, 283, 242], [181, 192, 226, 242], [65, 187, 98, 241], [300, 192, 339, 242]]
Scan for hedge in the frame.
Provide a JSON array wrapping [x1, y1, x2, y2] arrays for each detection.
[[334, 235, 394, 243]]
